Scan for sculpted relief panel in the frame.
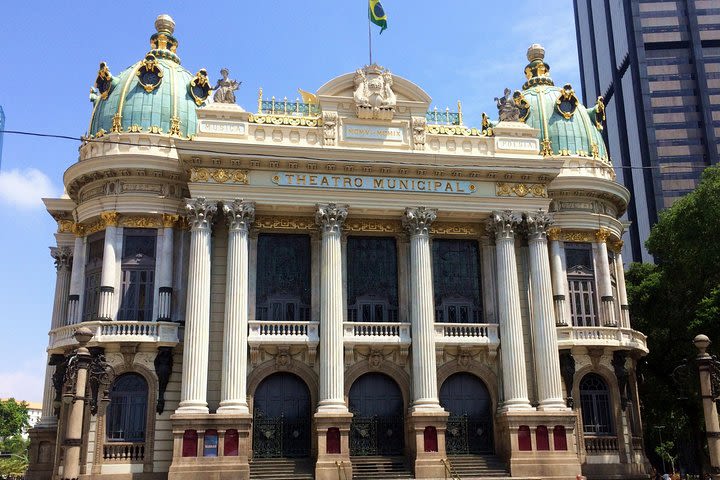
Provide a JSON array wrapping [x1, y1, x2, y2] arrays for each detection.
[[353, 65, 397, 120]]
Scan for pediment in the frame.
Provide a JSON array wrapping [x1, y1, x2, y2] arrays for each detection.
[[316, 66, 432, 106]]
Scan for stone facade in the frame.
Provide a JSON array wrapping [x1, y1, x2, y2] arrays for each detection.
[[27, 15, 649, 480]]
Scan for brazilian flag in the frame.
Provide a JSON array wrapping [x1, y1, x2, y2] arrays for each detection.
[[369, 0, 388, 33]]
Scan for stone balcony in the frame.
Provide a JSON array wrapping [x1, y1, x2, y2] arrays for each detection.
[[48, 321, 180, 351], [247, 320, 320, 365], [556, 326, 648, 354]]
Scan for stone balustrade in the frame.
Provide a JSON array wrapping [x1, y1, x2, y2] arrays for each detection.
[[48, 321, 180, 350], [556, 326, 648, 353], [584, 435, 619, 454], [103, 442, 145, 462], [342, 322, 411, 347], [433, 322, 500, 346], [247, 320, 319, 346]]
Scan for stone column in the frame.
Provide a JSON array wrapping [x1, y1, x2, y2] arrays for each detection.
[[177, 198, 217, 414], [218, 200, 255, 414], [403, 207, 442, 411], [488, 211, 532, 411], [525, 211, 566, 411], [613, 241, 630, 329], [157, 214, 178, 321], [66, 234, 86, 325], [547, 228, 570, 326], [60, 327, 93, 480], [595, 228, 617, 327], [315, 203, 349, 412], [694, 335, 720, 479], [97, 212, 119, 320]]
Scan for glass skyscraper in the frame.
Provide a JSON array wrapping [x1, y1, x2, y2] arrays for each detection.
[[573, 0, 720, 263]]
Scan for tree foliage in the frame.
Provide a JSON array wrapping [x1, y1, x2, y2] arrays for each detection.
[[627, 166, 720, 473], [0, 400, 28, 441]]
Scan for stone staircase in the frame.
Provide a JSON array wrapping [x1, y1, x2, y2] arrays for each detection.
[[351, 455, 414, 479], [249, 457, 314, 480], [445, 454, 511, 478]]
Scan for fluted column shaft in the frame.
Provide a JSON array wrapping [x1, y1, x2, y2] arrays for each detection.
[[66, 236, 85, 325], [526, 212, 566, 410], [316, 203, 348, 412], [177, 198, 216, 414], [157, 215, 177, 321], [548, 230, 570, 326], [490, 211, 532, 411], [60, 333, 92, 480], [595, 229, 617, 327], [614, 246, 630, 328], [403, 207, 442, 410], [98, 213, 119, 320], [219, 200, 255, 414]]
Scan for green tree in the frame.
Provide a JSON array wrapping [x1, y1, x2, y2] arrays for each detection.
[[0, 399, 30, 479], [0, 399, 28, 441], [626, 166, 720, 474]]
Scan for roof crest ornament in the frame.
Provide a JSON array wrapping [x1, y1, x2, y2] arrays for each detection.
[[522, 43, 554, 90], [353, 64, 396, 120]]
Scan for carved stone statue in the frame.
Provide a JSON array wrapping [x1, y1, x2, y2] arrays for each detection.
[[213, 68, 241, 104], [353, 65, 396, 120], [495, 88, 521, 122]]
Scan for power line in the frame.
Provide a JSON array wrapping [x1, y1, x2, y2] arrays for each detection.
[[0, 129, 711, 172]]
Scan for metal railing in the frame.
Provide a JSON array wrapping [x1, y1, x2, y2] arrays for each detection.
[[335, 460, 348, 480], [441, 458, 461, 480], [258, 94, 319, 117], [427, 103, 463, 125]]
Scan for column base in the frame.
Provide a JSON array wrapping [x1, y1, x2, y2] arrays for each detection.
[[314, 411, 353, 480], [175, 401, 210, 415], [406, 409, 449, 479], [316, 400, 349, 414], [498, 398, 534, 412], [168, 413, 252, 480], [25, 425, 58, 480], [495, 410, 581, 480], [537, 398, 570, 411], [216, 402, 250, 415]]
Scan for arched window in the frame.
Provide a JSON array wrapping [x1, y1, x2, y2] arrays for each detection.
[[106, 374, 148, 442], [432, 239, 482, 323], [579, 374, 613, 435]]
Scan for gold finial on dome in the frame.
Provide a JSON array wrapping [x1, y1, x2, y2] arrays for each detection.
[[155, 14, 175, 35], [526, 44, 545, 62]]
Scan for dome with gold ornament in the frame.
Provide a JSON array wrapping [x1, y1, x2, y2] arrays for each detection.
[[512, 44, 609, 163], [86, 14, 211, 139]]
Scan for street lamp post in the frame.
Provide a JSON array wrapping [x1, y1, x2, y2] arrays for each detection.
[[693, 334, 720, 479], [654, 425, 666, 474], [59, 327, 93, 480]]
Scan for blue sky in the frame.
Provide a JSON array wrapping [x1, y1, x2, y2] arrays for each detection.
[[0, 0, 581, 402]]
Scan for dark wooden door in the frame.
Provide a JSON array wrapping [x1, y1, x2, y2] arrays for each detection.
[[439, 373, 493, 454], [349, 373, 404, 455]]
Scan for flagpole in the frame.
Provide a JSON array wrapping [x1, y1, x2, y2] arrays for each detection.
[[368, 7, 373, 65]]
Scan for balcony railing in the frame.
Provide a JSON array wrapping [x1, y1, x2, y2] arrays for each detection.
[[584, 435, 619, 454], [434, 323, 500, 347], [343, 322, 411, 346], [248, 320, 319, 346], [49, 321, 180, 350], [556, 326, 648, 353], [103, 442, 145, 462]]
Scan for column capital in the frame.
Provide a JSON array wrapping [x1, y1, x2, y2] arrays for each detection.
[[100, 211, 119, 228], [50, 246, 73, 271], [402, 206, 437, 236], [185, 197, 217, 231], [223, 199, 256, 232], [487, 210, 522, 240], [315, 203, 348, 234], [610, 238, 624, 253], [595, 227, 611, 243], [547, 227, 562, 241], [162, 213, 180, 228], [524, 209, 554, 242]]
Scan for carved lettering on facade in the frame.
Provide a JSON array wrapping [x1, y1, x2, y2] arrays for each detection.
[[198, 120, 247, 136], [273, 172, 476, 195]]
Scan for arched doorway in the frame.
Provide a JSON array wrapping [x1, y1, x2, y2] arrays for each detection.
[[349, 373, 404, 456], [440, 373, 493, 454], [252, 372, 311, 458]]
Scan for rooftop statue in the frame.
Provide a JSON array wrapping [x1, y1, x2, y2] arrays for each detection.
[[353, 65, 396, 120], [495, 88, 521, 122], [213, 68, 241, 104]]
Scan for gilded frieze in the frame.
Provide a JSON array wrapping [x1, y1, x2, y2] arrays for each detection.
[[344, 219, 402, 234], [430, 222, 482, 236], [119, 216, 163, 228], [426, 124, 484, 137], [248, 113, 320, 127], [189, 167, 249, 184], [254, 215, 316, 231], [495, 182, 547, 198], [57, 220, 75, 234]]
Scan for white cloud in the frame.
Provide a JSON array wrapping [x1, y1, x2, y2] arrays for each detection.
[[0, 168, 59, 209], [0, 357, 46, 403]]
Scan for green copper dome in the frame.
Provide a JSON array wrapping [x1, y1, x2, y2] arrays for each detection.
[[516, 44, 609, 162], [87, 15, 209, 139]]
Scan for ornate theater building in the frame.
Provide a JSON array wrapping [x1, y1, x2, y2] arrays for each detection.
[[27, 14, 650, 480]]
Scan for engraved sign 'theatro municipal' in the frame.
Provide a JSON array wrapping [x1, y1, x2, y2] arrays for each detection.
[[273, 172, 476, 194]]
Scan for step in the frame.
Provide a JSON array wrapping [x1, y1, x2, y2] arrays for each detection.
[[250, 457, 314, 480], [351, 455, 413, 480]]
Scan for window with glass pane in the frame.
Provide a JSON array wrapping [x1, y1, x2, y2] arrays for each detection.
[[82, 233, 105, 321], [256, 234, 311, 321], [107, 374, 148, 442], [118, 229, 156, 321], [579, 374, 613, 435], [431, 239, 482, 323], [565, 243, 598, 327], [347, 236, 398, 322]]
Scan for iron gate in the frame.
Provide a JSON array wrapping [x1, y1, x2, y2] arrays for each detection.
[[350, 416, 404, 456], [252, 414, 310, 458], [445, 414, 493, 454]]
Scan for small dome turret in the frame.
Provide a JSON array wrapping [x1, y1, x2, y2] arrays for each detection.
[[515, 44, 610, 163], [87, 14, 208, 139]]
